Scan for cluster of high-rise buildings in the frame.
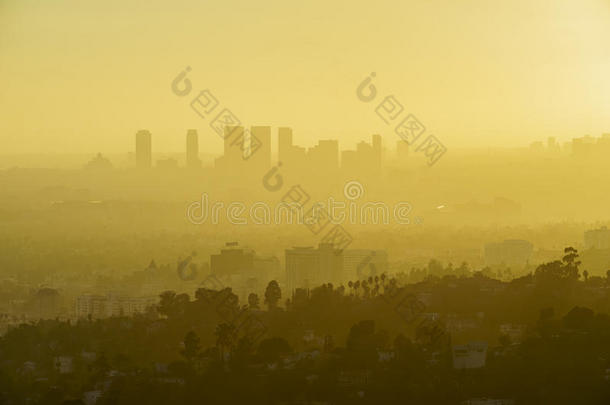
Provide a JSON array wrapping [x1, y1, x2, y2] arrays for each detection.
[[528, 133, 610, 157], [134, 127, 393, 174], [72, 242, 389, 319], [285, 244, 388, 291], [135, 129, 201, 170], [206, 242, 388, 297], [131, 129, 610, 170], [483, 240, 533, 269], [571, 133, 610, 158], [584, 226, 610, 250]]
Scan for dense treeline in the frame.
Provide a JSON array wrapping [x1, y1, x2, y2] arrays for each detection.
[[1, 249, 610, 404]]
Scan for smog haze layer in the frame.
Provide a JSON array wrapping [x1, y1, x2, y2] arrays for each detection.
[[2, 2, 610, 405]]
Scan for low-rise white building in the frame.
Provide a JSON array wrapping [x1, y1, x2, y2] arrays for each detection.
[[76, 294, 158, 319]]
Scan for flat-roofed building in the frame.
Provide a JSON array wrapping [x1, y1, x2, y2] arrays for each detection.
[[343, 249, 388, 281], [135, 130, 152, 169], [584, 226, 610, 250], [186, 129, 200, 169], [286, 243, 343, 291], [484, 240, 533, 269]]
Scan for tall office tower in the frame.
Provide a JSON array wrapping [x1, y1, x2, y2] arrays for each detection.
[[584, 226, 610, 250], [278, 127, 293, 164], [250, 126, 272, 170], [372, 134, 382, 168], [135, 130, 152, 169], [186, 129, 200, 169]]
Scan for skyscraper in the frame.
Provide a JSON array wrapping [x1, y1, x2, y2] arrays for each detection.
[[135, 130, 152, 169], [186, 129, 200, 169], [211, 242, 255, 277], [343, 249, 388, 281], [372, 134, 382, 168]]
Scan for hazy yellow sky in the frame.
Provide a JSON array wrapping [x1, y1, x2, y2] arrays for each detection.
[[1, 0, 609, 154]]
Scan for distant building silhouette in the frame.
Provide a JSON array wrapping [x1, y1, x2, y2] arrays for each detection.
[[547, 137, 560, 153], [572, 135, 596, 157], [214, 125, 272, 175], [186, 129, 200, 169], [341, 135, 382, 175], [372, 134, 382, 167], [210, 242, 280, 300], [285, 243, 343, 292], [343, 249, 388, 281], [584, 226, 610, 250], [484, 240, 533, 269], [571, 133, 610, 158], [135, 130, 152, 169], [308, 140, 339, 173], [210, 125, 390, 178], [84, 153, 113, 170], [211, 242, 255, 277]]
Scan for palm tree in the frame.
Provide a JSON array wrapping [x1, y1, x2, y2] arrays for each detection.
[[181, 331, 201, 365], [264, 280, 282, 310], [215, 323, 236, 362], [354, 280, 361, 296]]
